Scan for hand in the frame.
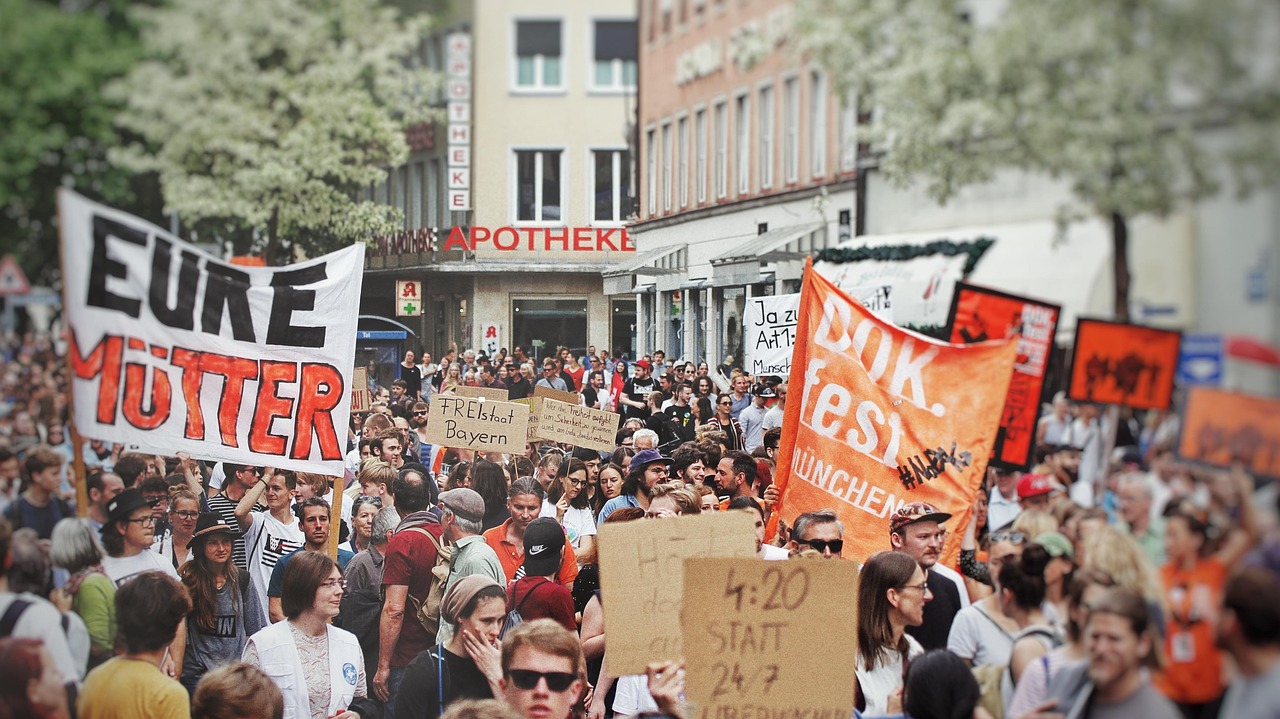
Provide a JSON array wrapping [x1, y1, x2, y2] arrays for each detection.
[[885, 687, 903, 715], [161, 650, 177, 678], [49, 588, 73, 613], [372, 666, 391, 702], [646, 661, 685, 718], [556, 495, 571, 521], [763, 484, 780, 508], [462, 629, 503, 683], [587, 691, 607, 719]]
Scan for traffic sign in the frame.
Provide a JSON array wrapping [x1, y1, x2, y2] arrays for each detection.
[[0, 255, 31, 296], [1176, 333, 1224, 386]]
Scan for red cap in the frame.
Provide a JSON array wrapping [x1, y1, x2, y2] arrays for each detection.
[[1017, 473, 1055, 499], [634, 359, 652, 370]]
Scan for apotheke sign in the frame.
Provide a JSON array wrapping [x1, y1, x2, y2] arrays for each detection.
[[447, 32, 472, 211], [442, 226, 636, 252]]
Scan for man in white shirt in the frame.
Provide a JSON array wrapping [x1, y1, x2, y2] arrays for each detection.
[[986, 467, 1022, 531], [761, 381, 786, 431], [234, 470, 303, 625], [737, 385, 771, 452]]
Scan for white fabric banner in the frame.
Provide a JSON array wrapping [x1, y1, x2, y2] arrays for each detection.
[[60, 189, 363, 475], [744, 284, 893, 377]]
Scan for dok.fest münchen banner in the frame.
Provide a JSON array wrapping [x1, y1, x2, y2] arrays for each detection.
[[59, 190, 363, 476], [773, 260, 1017, 565]]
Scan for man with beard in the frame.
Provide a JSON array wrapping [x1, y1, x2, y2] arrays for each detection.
[[888, 502, 969, 650], [265, 496, 355, 622], [618, 360, 657, 423], [506, 362, 532, 400], [581, 370, 607, 410], [597, 449, 669, 523], [479, 364, 507, 391], [713, 451, 762, 511], [664, 382, 696, 444]]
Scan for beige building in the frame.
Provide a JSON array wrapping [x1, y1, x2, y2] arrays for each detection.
[[359, 0, 639, 370]]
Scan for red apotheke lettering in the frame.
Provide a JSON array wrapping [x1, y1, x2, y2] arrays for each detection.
[[443, 226, 635, 252]]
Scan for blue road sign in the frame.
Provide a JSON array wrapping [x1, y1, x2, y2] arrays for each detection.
[[1176, 333, 1224, 386]]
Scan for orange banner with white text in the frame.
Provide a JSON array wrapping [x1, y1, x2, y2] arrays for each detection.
[[774, 261, 1017, 566]]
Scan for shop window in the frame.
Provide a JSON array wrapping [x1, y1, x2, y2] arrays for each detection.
[[513, 298, 587, 364], [721, 287, 746, 365], [515, 149, 564, 223], [592, 149, 630, 224], [612, 298, 637, 360], [592, 20, 637, 91], [515, 20, 563, 90]]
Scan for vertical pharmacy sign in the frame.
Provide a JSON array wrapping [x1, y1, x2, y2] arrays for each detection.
[[447, 32, 472, 212]]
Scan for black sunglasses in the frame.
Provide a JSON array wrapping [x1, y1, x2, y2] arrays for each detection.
[[802, 538, 844, 554], [413, 410, 429, 416], [990, 531, 1028, 544], [507, 669, 577, 692]]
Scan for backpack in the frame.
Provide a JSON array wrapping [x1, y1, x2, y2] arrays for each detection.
[[404, 527, 452, 636], [501, 578, 548, 638]]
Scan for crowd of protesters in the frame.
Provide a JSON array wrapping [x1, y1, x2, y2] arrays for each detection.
[[2, 330, 1279, 719]]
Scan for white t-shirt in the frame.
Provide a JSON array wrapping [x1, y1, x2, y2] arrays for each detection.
[[613, 674, 660, 718], [242, 510, 304, 613], [761, 544, 790, 560], [762, 405, 784, 431], [560, 506, 598, 548], [0, 592, 81, 683], [102, 549, 180, 587], [947, 603, 1015, 666]]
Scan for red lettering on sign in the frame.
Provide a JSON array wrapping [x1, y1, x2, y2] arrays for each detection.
[[70, 334, 124, 425], [444, 227, 470, 251], [201, 353, 260, 448], [486, 326, 498, 338], [121, 361, 172, 430], [597, 229, 619, 251], [494, 227, 520, 250], [401, 282, 418, 298], [545, 227, 569, 251], [621, 229, 635, 251], [523, 228, 538, 250], [471, 227, 491, 246], [573, 227, 592, 251], [171, 348, 206, 440], [293, 363, 344, 460], [248, 361, 297, 456]]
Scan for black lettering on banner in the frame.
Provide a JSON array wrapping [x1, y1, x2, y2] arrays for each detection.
[[267, 264, 328, 348], [89, 215, 146, 317], [201, 263, 256, 342], [148, 236, 201, 331], [897, 441, 972, 490]]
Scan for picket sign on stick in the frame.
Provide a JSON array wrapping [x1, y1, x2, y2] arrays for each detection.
[[597, 512, 756, 675], [58, 189, 363, 476], [351, 367, 371, 413], [681, 558, 860, 719], [327, 471, 345, 561], [1177, 387, 1280, 480], [532, 384, 579, 405], [455, 385, 510, 401], [536, 398, 618, 453], [511, 397, 543, 442], [56, 192, 90, 516], [424, 394, 529, 454]]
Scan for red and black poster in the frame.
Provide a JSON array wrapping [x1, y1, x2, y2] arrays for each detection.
[[1177, 387, 1280, 480], [1067, 318, 1180, 411], [947, 283, 1060, 471]]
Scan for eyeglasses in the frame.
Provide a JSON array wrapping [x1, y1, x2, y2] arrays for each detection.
[[990, 531, 1028, 544], [802, 538, 844, 554], [145, 497, 169, 508], [569, 477, 588, 486], [414, 410, 428, 416], [899, 582, 933, 596], [171, 510, 199, 520], [123, 516, 157, 526], [320, 578, 347, 591], [507, 669, 577, 692], [718, 401, 732, 406]]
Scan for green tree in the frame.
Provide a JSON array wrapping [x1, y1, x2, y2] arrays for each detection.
[[798, 0, 1280, 320], [0, 0, 146, 285], [109, 0, 440, 264]]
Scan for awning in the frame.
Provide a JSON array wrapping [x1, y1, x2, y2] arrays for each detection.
[[710, 222, 826, 265], [604, 243, 688, 277]]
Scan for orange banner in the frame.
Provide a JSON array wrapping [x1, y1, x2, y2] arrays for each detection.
[[775, 261, 1017, 566], [1067, 319, 1180, 410], [1177, 387, 1280, 480]]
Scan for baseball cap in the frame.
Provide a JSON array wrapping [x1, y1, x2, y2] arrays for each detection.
[[439, 488, 485, 523], [1017, 473, 1055, 499], [634, 359, 652, 371], [522, 517, 566, 577], [1035, 531, 1075, 559], [105, 487, 150, 525], [889, 502, 952, 535], [630, 448, 670, 470], [754, 384, 776, 398]]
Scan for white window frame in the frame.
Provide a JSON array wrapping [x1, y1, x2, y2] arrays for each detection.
[[589, 17, 638, 94], [661, 121, 674, 212], [839, 89, 857, 173], [735, 91, 750, 196], [646, 127, 657, 216], [677, 114, 689, 208], [810, 69, 828, 179], [713, 99, 728, 199], [694, 105, 708, 203], [757, 81, 774, 190], [510, 147, 567, 225], [587, 147, 629, 226], [783, 74, 800, 184], [511, 17, 567, 94]]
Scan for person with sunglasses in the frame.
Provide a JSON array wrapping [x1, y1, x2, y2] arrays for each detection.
[[701, 395, 745, 451], [785, 508, 845, 559], [499, 620, 586, 719]]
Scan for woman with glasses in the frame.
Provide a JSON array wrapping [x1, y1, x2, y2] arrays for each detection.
[[342, 496, 382, 555], [180, 513, 266, 694], [100, 487, 180, 585], [855, 551, 930, 716], [546, 460, 596, 559], [244, 551, 372, 719], [155, 487, 201, 570]]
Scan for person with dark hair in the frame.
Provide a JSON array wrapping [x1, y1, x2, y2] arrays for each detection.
[[472, 460, 511, 532], [669, 444, 706, 486], [396, 576, 508, 719], [78, 572, 191, 719], [507, 518, 576, 632], [596, 463, 625, 503], [267, 498, 355, 623], [245, 552, 372, 719], [947, 529, 1036, 669], [112, 453, 149, 489], [2, 445, 71, 540], [785, 509, 845, 559], [499, 620, 586, 719], [1217, 567, 1280, 718], [101, 488, 181, 586], [484, 479, 577, 586], [547, 460, 596, 557], [0, 518, 80, 692], [855, 551, 928, 716], [179, 514, 265, 694], [714, 450, 761, 510], [701, 394, 744, 451], [233, 469, 302, 624], [192, 662, 284, 719], [207, 464, 266, 570], [84, 471, 124, 533], [597, 449, 670, 524], [902, 650, 980, 719], [0, 636, 70, 719]]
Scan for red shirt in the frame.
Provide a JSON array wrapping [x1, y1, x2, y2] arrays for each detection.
[[507, 576, 576, 631], [483, 519, 579, 586], [381, 521, 444, 668]]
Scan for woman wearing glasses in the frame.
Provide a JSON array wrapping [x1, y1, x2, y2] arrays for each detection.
[[244, 551, 373, 719], [155, 487, 201, 570], [855, 551, 930, 716], [180, 513, 267, 694], [546, 459, 596, 559], [99, 487, 180, 585]]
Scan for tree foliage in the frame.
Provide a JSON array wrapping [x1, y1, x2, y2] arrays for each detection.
[[797, 0, 1280, 318], [109, 0, 441, 263]]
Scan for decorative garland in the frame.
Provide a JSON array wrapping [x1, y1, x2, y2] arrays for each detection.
[[813, 237, 996, 277]]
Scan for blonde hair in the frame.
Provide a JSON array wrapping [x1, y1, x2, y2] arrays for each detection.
[[1012, 510, 1058, 539], [193, 662, 283, 719], [1081, 525, 1164, 604]]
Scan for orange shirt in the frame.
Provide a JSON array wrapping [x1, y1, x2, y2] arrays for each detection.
[[483, 519, 579, 586], [1156, 556, 1226, 704]]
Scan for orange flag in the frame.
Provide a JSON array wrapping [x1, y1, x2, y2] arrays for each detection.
[[774, 260, 1017, 566]]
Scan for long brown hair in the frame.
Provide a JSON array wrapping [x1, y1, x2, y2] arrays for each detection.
[[180, 533, 241, 634], [857, 551, 921, 670]]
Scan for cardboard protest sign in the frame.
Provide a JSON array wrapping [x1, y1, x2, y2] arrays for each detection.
[[511, 397, 543, 441], [351, 367, 371, 413], [774, 260, 1016, 566], [1177, 387, 1280, 480], [59, 190, 362, 475], [455, 385, 509, 401], [533, 384, 579, 405], [744, 285, 893, 377], [682, 558, 859, 719], [537, 398, 617, 452], [1067, 318, 1180, 410], [597, 512, 756, 675], [947, 283, 1060, 471], [424, 394, 528, 454]]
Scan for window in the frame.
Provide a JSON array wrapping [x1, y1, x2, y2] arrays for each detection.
[[515, 20, 562, 90], [428, 159, 441, 227], [514, 149, 563, 222], [592, 21, 637, 91], [714, 101, 727, 198], [410, 162, 424, 229], [592, 150, 630, 224], [695, 109, 708, 203], [783, 76, 799, 183], [677, 116, 689, 208], [735, 94, 750, 195], [662, 122, 673, 212], [646, 128, 657, 215], [839, 91, 856, 173], [810, 70, 827, 178], [758, 84, 774, 189]]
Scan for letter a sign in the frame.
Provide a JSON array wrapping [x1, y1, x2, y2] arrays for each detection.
[[396, 280, 423, 316]]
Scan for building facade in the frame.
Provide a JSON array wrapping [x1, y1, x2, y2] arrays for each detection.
[[359, 0, 639, 369], [614, 0, 856, 366]]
